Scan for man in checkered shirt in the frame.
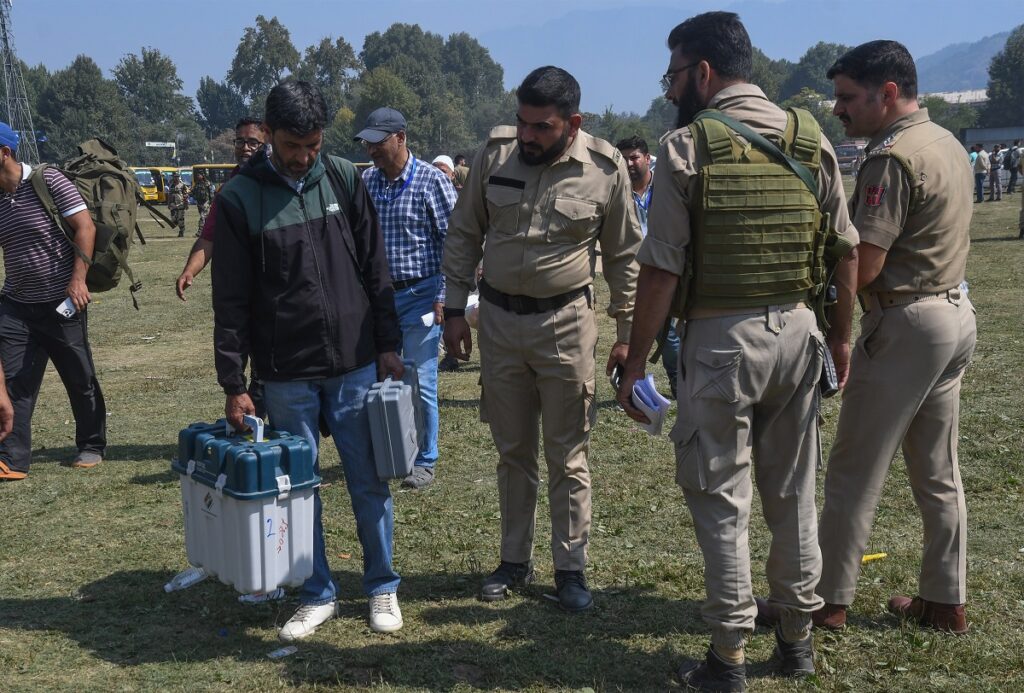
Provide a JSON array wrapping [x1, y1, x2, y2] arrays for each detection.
[[356, 108, 458, 489]]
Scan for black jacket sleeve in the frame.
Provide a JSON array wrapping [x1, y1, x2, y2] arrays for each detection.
[[348, 174, 401, 355], [211, 192, 253, 395]]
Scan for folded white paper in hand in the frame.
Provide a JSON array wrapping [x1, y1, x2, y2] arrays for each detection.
[[631, 374, 672, 436]]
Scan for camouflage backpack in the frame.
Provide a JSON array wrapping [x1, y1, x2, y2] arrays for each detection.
[[29, 138, 173, 309]]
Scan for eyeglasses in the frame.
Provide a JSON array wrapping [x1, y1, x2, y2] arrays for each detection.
[[361, 133, 395, 148], [660, 62, 701, 92], [233, 138, 262, 148]]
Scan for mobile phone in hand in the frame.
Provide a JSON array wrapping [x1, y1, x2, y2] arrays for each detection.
[[609, 363, 623, 391], [56, 297, 77, 318]]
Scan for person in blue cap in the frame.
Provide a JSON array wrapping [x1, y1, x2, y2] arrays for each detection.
[[356, 107, 458, 490], [0, 121, 105, 480]]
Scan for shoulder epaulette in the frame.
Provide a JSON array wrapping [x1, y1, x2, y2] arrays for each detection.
[[584, 132, 623, 164], [487, 125, 517, 142]]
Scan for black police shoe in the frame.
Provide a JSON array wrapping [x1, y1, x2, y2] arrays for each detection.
[[480, 561, 534, 602], [770, 626, 815, 678], [678, 647, 747, 692], [554, 570, 594, 612]]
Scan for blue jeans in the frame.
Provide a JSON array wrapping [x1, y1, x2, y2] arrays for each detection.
[[975, 172, 985, 202], [392, 275, 441, 469], [263, 363, 400, 604], [657, 319, 681, 398]]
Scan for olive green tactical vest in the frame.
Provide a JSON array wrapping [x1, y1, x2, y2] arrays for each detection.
[[685, 108, 827, 310]]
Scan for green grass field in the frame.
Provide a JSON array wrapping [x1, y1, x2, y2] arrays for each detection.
[[0, 192, 1022, 692]]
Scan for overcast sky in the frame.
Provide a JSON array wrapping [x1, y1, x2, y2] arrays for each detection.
[[10, 0, 1024, 113]]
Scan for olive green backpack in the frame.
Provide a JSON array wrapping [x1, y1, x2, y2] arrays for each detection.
[[29, 138, 174, 309]]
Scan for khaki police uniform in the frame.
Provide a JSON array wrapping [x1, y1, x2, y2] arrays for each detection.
[[639, 84, 855, 650], [453, 164, 470, 190], [817, 109, 976, 607], [443, 126, 641, 571]]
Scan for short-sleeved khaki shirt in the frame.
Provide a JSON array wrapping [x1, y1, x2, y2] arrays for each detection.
[[852, 109, 973, 293], [443, 126, 642, 341], [638, 84, 856, 279]]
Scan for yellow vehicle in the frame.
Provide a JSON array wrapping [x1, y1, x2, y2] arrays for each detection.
[[192, 163, 236, 191], [150, 166, 181, 203], [178, 167, 193, 187], [132, 167, 158, 202], [143, 166, 184, 203]]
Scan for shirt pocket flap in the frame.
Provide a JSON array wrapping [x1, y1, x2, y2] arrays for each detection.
[[553, 196, 600, 222]]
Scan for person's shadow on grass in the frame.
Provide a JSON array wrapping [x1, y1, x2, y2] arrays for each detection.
[[1, 566, 892, 688], [0, 567, 726, 689]]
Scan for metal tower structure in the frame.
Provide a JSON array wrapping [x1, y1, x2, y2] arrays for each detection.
[[0, 0, 39, 163]]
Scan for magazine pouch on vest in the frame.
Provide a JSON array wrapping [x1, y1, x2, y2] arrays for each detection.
[[687, 107, 823, 309], [28, 139, 167, 309]]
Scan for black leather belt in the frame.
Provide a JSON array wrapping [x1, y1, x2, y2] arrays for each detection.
[[392, 275, 430, 290], [479, 278, 590, 315]]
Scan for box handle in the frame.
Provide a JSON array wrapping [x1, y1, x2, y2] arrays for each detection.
[[276, 474, 292, 500], [225, 415, 264, 443]]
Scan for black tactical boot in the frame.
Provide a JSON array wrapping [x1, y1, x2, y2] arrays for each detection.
[[771, 626, 815, 678], [480, 561, 534, 602], [678, 647, 747, 692], [554, 570, 594, 612]]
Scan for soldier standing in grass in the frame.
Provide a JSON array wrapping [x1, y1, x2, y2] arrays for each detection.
[[192, 171, 214, 237], [618, 12, 857, 690], [805, 40, 976, 635], [167, 171, 189, 237]]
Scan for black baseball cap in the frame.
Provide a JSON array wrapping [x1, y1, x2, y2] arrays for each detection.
[[354, 107, 407, 144]]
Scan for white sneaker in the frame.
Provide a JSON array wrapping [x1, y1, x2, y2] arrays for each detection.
[[369, 592, 403, 633], [278, 601, 337, 642], [238, 588, 286, 605]]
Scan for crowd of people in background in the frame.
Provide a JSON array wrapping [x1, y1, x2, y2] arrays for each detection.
[[970, 139, 1021, 202]]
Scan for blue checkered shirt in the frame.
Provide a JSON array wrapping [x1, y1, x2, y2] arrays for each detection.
[[362, 154, 458, 303]]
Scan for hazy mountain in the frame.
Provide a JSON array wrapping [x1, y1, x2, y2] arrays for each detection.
[[916, 31, 1010, 92]]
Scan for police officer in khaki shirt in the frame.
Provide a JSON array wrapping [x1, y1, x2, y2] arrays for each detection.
[[812, 40, 976, 635], [443, 66, 641, 613], [617, 12, 857, 690]]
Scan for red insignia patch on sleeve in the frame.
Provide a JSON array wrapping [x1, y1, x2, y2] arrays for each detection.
[[864, 185, 886, 206]]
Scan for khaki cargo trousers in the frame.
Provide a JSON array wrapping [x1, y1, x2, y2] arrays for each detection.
[[818, 291, 977, 606], [478, 291, 598, 571], [672, 305, 824, 650]]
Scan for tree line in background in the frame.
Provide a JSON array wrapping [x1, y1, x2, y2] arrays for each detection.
[[16, 18, 1024, 166]]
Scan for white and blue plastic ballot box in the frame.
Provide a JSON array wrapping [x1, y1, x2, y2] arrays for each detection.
[[172, 416, 319, 594]]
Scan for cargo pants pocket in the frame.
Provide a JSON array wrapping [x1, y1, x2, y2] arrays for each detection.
[[670, 423, 706, 492], [690, 347, 742, 403]]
